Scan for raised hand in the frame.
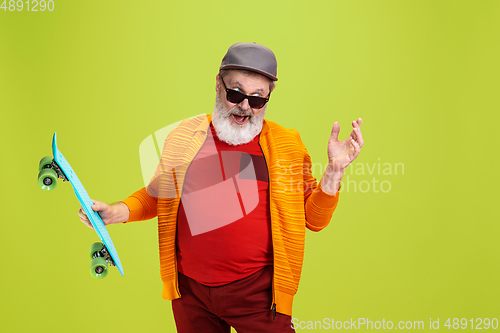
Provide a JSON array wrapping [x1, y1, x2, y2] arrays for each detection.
[[328, 118, 364, 172]]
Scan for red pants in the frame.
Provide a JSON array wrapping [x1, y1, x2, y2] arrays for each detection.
[[172, 265, 295, 333]]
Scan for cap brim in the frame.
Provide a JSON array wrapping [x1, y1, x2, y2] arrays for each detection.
[[219, 65, 278, 81]]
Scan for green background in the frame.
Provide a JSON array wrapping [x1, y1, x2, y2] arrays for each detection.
[[1, 1, 499, 332]]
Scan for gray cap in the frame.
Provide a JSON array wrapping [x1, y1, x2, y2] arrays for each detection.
[[220, 43, 278, 81]]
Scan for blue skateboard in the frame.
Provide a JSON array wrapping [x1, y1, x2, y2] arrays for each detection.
[[37, 133, 124, 278]]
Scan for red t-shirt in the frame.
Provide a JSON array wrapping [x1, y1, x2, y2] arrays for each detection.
[[176, 123, 273, 286]]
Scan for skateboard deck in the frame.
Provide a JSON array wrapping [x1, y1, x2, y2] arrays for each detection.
[[40, 133, 124, 277]]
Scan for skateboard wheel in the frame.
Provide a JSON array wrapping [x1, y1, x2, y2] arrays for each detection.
[[37, 169, 58, 191], [90, 242, 104, 259], [90, 257, 108, 279], [39, 156, 53, 172]]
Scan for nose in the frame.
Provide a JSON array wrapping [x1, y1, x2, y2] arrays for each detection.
[[238, 98, 251, 111]]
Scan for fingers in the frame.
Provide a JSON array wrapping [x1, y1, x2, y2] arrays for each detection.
[[352, 127, 364, 148], [330, 119, 364, 146], [351, 118, 364, 148], [350, 138, 361, 158], [78, 199, 106, 229], [78, 207, 94, 229], [330, 122, 340, 142], [77, 207, 87, 220], [351, 118, 363, 129], [91, 199, 99, 212], [90, 199, 114, 225], [91, 200, 108, 213]]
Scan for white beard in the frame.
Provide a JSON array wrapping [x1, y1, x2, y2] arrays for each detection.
[[211, 91, 266, 146]]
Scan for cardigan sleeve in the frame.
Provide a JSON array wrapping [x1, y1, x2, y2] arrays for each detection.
[[304, 180, 340, 231], [121, 187, 158, 222], [299, 138, 340, 232]]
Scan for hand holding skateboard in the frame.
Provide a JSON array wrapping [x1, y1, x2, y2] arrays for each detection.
[[78, 200, 130, 229]]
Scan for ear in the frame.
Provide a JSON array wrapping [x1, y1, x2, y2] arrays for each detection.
[[268, 78, 276, 95], [215, 74, 220, 93]]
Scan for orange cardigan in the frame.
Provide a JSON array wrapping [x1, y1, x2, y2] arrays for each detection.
[[122, 114, 340, 316]]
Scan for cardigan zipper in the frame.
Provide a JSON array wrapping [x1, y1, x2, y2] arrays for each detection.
[[258, 140, 277, 321]]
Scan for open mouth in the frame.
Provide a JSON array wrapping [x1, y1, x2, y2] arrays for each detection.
[[231, 114, 250, 125]]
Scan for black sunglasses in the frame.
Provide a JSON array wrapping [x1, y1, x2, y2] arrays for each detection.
[[220, 76, 270, 109]]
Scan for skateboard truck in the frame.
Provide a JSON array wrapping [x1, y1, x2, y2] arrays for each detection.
[[89, 242, 116, 278], [91, 243, 117, 267], [51, 161, 69, 182], [37, 157, 68, 190]]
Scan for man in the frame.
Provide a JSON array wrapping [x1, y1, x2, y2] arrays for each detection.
[[79, 43, 364, 332]]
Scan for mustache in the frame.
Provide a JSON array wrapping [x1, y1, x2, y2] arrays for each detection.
[[226, 108, 253, 117]]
